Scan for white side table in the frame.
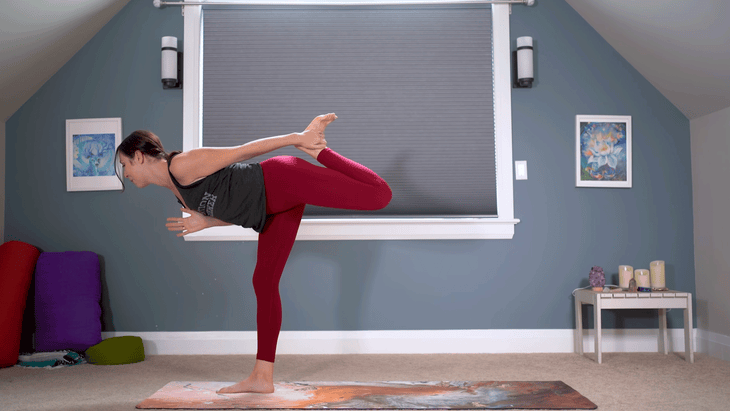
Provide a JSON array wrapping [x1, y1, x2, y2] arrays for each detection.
[[574, 289, 694, 364]]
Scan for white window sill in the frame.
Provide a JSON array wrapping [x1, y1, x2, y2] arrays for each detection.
[[183, 217, 520, 241]]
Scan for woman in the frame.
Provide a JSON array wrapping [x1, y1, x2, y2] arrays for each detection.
[[115, 114, 392, 394]]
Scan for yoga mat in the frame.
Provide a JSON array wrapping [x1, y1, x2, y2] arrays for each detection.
[[136, 381, 597, 409]]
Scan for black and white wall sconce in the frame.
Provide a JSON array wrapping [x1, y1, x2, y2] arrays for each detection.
[[161, 36, 182, 89], [512, 36, 534, 88]]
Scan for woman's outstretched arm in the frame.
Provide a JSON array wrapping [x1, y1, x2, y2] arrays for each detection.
[[171, 127, 326, 185]]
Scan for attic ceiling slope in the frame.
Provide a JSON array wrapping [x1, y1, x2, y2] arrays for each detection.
[[565, 0, 730, 119], [0, 0, 132, 123], [1, 0, 728, 122]]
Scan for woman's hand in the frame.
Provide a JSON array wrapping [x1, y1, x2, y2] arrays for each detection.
[[294, 113, 337, 158], [166, 207, 211, 237], [294, 129, 327, 160], [294, 128, 327, 151]]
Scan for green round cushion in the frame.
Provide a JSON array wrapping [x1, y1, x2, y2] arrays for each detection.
[[85, 336, 145, 365]]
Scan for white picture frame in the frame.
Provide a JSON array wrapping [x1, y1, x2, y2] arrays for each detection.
[[575, 115, 632, 188], [66, 117, 123, 192]]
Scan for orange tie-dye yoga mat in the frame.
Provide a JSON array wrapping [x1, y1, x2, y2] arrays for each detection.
[[136, 381, 597, 409]]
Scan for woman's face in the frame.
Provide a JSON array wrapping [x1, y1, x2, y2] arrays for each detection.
[[119, 152, 148, 188]]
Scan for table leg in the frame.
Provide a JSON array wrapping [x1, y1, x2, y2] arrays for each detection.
[[575, 299, 583, 356], [658, 308, 668, 355], [594, 297, 602, 364], [685, 294, 694, 363]]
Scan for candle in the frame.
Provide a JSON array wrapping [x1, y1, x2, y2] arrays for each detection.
[[635, 269, 650, 288], [619, 265, 634, 289], [650, 260, 666, 289]]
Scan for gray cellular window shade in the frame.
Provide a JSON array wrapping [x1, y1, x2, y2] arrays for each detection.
[[202, 4, 496, 217]]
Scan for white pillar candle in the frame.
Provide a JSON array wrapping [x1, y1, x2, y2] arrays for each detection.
[[650, 260, 666, 289], [619, 265, 634, 288], [635, 269, 650, 288]]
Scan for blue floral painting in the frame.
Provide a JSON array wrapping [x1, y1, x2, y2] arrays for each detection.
[[579, 122, 627, 182], [72, 133, 116, 177]]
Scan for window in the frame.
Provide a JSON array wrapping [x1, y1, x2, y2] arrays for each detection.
[[182, 2, 518, 241]]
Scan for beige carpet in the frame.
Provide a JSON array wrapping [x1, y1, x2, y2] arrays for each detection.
[[1, 353, 729, 411]]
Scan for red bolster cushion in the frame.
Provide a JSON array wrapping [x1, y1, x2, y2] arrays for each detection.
[[0, 241, 41, 368]]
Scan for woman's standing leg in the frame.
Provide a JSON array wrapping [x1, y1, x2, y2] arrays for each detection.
[[252, 204, 305, 363], [216, 204, 305, 394]]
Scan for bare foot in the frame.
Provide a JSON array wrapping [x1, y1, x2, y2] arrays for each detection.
[[216, 359, 275, 394], [216, 376, 274, 394], [297, 113, 337, 159], [305, 113, 337, 134]]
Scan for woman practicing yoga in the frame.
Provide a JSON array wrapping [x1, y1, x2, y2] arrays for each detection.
[[115, 114, 392, 394]]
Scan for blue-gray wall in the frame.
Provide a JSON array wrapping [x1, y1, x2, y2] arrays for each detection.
[[5, 0, 694, 334]]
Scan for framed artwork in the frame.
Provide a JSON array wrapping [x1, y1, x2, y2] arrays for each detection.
[[575, 115, 632, 188], [66, 118, 123, 192]]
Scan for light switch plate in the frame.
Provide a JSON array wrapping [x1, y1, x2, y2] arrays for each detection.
[[515, 161, 527, 180]]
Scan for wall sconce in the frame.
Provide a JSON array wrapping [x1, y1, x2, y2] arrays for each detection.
[[512, 36, 534, 88], [161, 36, 182, 89]]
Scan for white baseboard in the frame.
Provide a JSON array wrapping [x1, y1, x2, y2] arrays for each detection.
[[102, 329, 698, 356], [696, 329, 730, 361]]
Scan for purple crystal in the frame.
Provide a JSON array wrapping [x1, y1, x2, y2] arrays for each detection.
[[589, 266, 605, 287]]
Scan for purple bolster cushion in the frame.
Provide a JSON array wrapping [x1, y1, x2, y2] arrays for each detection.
[[34, 251, 102, 352]]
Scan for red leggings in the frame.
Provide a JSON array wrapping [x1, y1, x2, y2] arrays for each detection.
[[255, 148, 392, 362]]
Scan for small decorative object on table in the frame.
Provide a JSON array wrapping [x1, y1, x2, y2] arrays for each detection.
[[628, 278, 638, 292], [634, 268, 651, 292], [589, 266, 605, 291]]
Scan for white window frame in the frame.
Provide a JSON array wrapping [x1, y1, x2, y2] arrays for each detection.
[[182, 2, 519, 241]]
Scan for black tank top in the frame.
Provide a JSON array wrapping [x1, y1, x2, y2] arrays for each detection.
[[168, 152, 267, 233]]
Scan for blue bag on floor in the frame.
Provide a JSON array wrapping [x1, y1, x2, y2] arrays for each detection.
[[15, 350, 86, 369]]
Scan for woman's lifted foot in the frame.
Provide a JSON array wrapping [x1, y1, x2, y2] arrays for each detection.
[[297, 113, 337, 160], [306, 113, 337, 134]]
